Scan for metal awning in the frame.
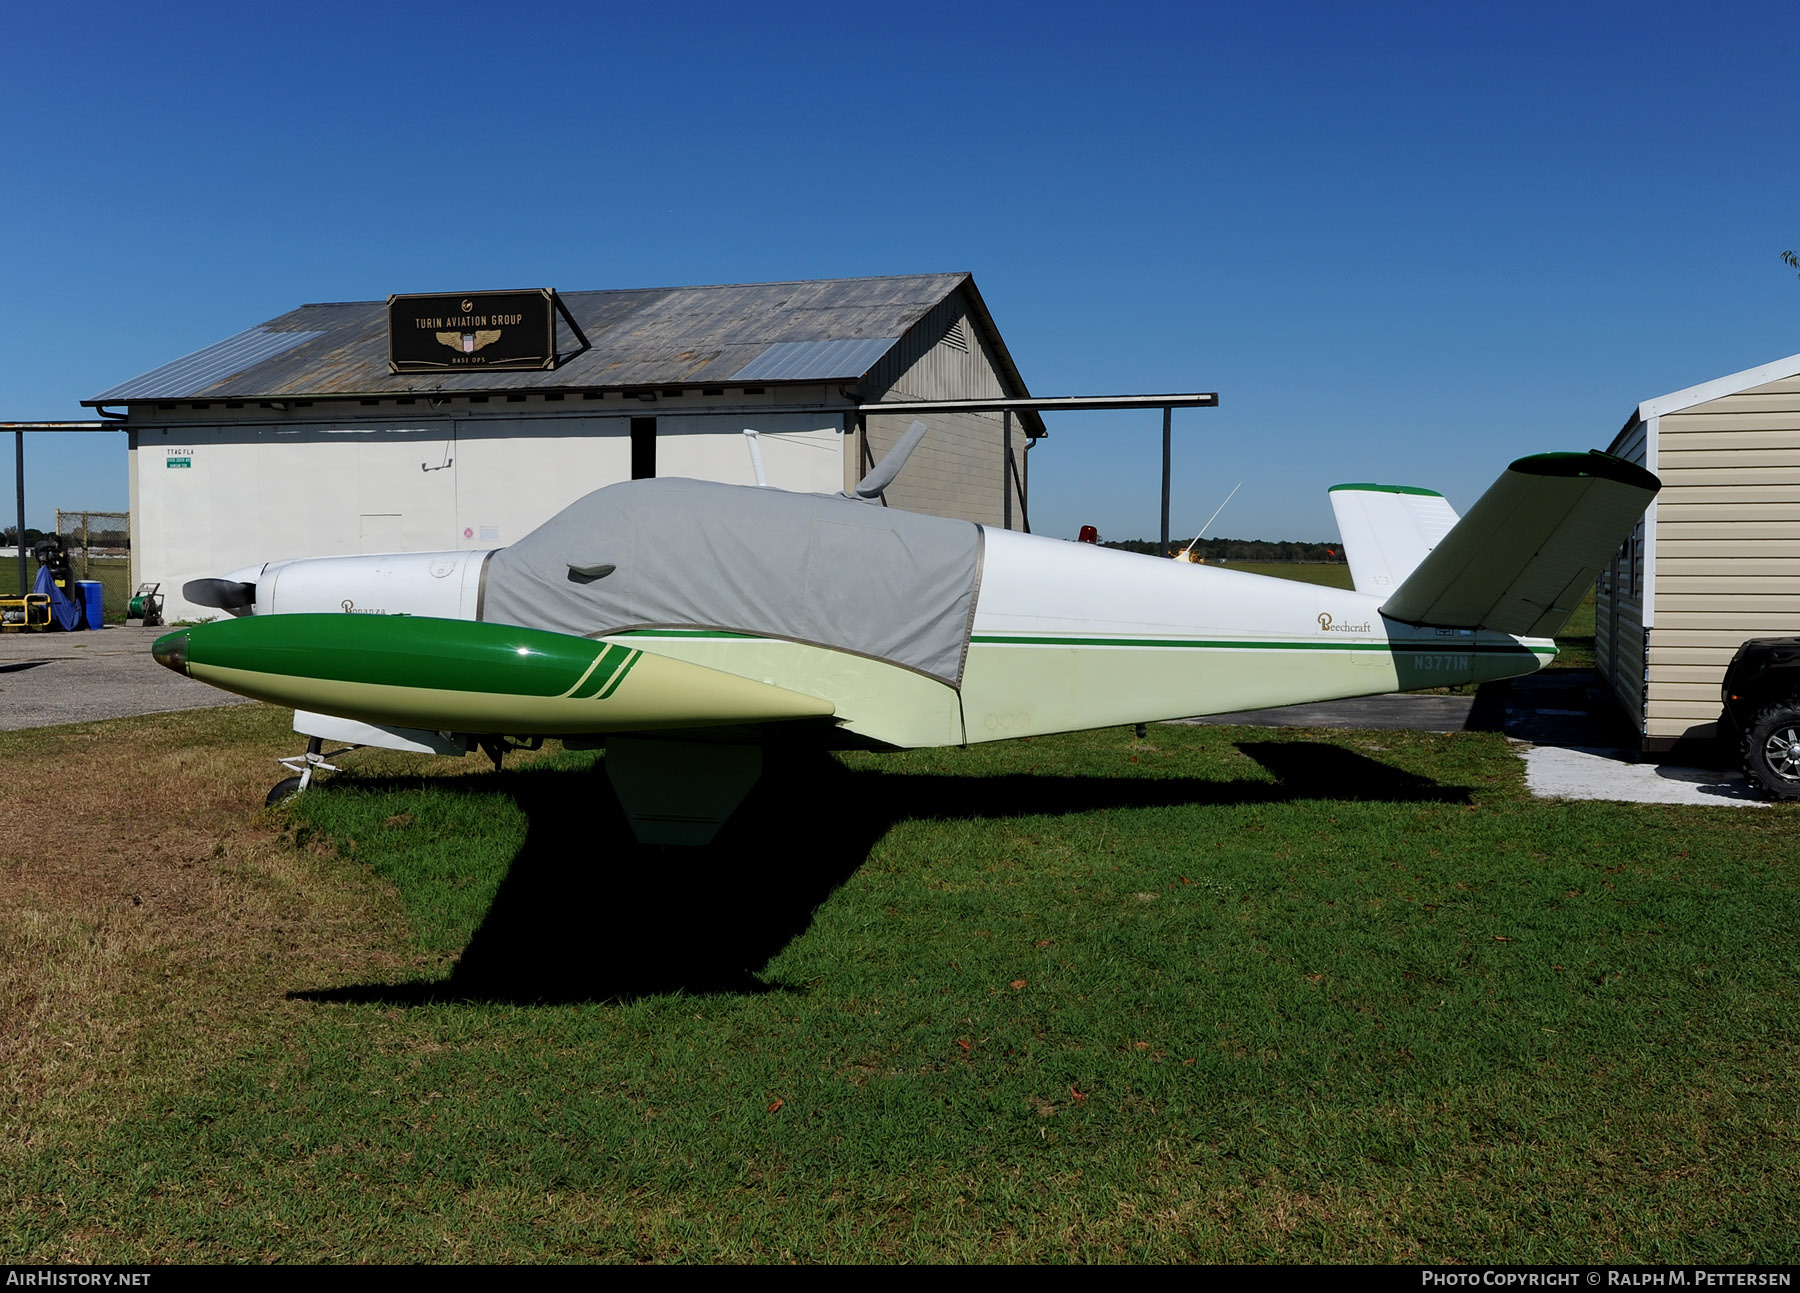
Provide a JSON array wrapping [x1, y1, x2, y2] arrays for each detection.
[[855, 393, 1219, 551], [4, 421, 121, 594]]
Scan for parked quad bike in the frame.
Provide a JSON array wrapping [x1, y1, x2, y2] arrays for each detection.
[[1740, 696, 1800, 801], [1720, 638, 1800, 802]]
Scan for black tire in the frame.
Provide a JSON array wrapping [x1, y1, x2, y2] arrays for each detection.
[[265, 776, 306, 807], [1741, 698, 1800, 801]]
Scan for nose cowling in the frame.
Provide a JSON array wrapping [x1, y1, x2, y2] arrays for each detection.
[[151, 629, 189, 675]]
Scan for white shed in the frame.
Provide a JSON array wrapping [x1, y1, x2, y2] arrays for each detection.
[[1598, 352, 1800, 753]]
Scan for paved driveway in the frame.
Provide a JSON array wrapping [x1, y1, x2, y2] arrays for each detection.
[[1176, 670, 1765, 808], [0, 624, 249, 731]]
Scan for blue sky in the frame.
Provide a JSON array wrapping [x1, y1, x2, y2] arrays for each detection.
[[4, 0, 1797, 542]]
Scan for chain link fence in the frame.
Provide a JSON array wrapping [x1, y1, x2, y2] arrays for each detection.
[[52, 510, 130, 621], [56, 510, 130, 581]]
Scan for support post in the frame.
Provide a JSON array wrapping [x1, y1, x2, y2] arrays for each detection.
[[13, 430, 23, 596], [1160, 405, 1172, 556], [1002, 409, 1013, 530], [1021, 437, 1033, 534]]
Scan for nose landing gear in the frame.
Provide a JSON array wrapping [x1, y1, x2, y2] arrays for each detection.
[[266, 736, 344, 806]]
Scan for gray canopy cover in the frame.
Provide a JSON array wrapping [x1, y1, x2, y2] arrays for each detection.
[[481, 477, 985, 687]]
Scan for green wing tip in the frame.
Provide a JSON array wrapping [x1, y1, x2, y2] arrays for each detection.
[[1328, 482, 1445, 497], [1508, 451, 1660, 492]]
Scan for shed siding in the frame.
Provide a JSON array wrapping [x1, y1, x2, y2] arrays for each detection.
[[1641, 372, 1800, 745], [1597, 418, 1650, 734]]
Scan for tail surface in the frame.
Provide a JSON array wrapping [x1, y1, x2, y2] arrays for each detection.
[[1379, 451, 1659, 638], [1328, 483, 1461, 595]]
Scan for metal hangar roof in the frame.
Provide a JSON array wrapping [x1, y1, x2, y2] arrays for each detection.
[[88, 272, 1025, 405]]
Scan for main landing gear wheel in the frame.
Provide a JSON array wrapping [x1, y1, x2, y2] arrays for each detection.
[[1742, 697, 1800, 802]]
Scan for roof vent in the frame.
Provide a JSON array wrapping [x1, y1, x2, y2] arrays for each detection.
[[942, 319, 970, 354]]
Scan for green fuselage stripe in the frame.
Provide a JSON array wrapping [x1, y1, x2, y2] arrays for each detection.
[[624, 627, 1552, 658], [561, 646, 613, 699], [570, 644, 627, 699], [968, 634, 1554, 656], [619, 629, 757, 640], [596, 648, 642, 699]]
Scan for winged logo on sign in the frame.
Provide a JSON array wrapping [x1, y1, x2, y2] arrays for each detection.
[[436, 330, 503, 355]]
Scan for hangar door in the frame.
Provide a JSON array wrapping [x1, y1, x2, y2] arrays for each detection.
[[343, 424, 458, 553]]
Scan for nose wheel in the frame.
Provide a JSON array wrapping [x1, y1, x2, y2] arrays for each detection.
[[267, 736, 344, 806]]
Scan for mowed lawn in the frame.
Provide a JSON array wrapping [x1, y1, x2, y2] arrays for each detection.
[[3, 703, 1796, 1262]]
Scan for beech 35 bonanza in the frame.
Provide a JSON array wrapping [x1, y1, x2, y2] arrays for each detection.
[[157, 426, 1659, 843]]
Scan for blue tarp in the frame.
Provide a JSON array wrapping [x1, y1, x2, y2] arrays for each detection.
[[32, 566, 86, 630]]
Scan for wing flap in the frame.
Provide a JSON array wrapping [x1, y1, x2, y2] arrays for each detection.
[[1380, 451, 1659, 638]]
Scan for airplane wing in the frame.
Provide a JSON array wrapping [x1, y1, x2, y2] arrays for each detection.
[[152, 613, 836, 736], [1379, 450, 1659, 638]]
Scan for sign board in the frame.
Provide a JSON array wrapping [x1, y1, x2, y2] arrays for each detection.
[[388, 289, 558, 373]]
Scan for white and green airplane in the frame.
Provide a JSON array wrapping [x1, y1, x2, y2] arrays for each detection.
[[160, 428, 1658, 843]]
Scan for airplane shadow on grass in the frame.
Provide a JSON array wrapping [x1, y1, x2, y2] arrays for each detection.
[[294, 740, 1469, 1007]]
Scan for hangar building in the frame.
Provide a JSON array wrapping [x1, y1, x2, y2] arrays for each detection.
[[1597, 350, 1800, 753], [85, 273, 1045, 622]]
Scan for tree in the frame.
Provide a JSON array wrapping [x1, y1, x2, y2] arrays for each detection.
[[1784, 250, 1798, 280]]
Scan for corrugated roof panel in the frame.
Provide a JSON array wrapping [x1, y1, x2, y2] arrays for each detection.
[[84, 274, 988, 402], [729, 336, 901, 382], [93, 326, 328, 401]]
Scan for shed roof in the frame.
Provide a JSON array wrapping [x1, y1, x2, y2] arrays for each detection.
[[89, 272, 1028, 406], [1623, 349, 1800, 432]]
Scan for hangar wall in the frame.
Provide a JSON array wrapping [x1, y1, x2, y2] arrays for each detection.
[[130, 396, 843, 619], [858, 295, 1025, 526]]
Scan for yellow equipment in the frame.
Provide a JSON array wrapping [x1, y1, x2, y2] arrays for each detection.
[[0, 593, 51, 631]]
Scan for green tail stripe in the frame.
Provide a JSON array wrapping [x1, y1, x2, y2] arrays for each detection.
[[596, 649, 641, 700], [571, 645, 626, 700]]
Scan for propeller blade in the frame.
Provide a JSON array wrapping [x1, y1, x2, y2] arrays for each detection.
[[183, 578, 257, 614]]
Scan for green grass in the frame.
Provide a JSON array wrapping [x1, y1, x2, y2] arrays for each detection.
[[6, 723, 1796, 1262], [1226, 560, 1354, 588], [1550, 589, 1598, 671], [0, 555, 133, 622]]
